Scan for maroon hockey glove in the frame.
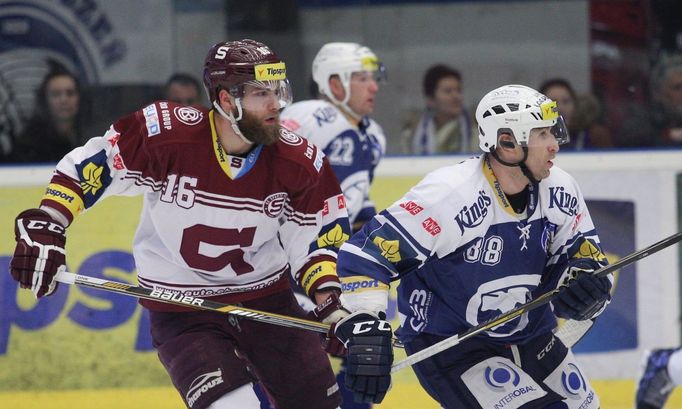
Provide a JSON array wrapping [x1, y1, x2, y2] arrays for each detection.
[[309, 292, 350, 357], [11, 208, 66, 298]]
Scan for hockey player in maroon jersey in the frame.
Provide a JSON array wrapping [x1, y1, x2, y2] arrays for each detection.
[[9, 39, 350, 409]]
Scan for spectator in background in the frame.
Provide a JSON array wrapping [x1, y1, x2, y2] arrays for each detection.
[[8, 63, 84, 163], [619, 54, 682, 148], [164, 72, 204, 107], [539, 78, 613, 150], [402, 64, 476, 154]]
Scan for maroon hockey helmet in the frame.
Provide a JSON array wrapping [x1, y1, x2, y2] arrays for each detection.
[[203, 39, 291, 104]]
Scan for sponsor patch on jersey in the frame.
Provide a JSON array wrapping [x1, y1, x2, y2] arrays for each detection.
[[337, 195, 346, 209], [107, 132, 120, 146], [313, 145, 324, 172], [75, 150, 112, 209], [112, 153, 125, 170], [461, 357, 546, 409], [278, 127, 303, 146], [143, 104, 160, 137], [454, 190, 492, 234], [541, 222, 558, 252], [548, 186, 578, 216], [421, 217, 441, 236], [43, 183, 84, 217], [575, 239, 607, 263], [373, 236, 401, 262], [263, 192, 287, 218], [174, 106, 203, 126], [400, 200, 423, 215], [254, 62, 286, 81], [340, 276, 388, 293], [317, 224, 349, 248], [186, 369, 224, 408]]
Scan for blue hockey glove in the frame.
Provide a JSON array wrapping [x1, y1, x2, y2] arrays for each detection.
[[552, 258, 611, 321], [334, 311, 393, 404]]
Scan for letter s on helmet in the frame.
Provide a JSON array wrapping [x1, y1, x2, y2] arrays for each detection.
[[475, 84, 569, 152], [202, 39, 293, 112]]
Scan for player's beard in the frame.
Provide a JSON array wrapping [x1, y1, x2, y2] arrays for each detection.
[[237, 110, 280, 145]]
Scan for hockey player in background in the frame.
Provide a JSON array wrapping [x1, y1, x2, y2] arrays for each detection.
[[332, 84, 613, 408], [9, 39, 351, 409], [281, 42, 386, 234], [278, 42, 387, 409]]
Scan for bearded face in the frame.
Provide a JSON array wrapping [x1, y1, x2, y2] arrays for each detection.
[[236, 108, 281, 145]]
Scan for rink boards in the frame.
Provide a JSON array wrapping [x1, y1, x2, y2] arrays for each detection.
[[1, 151, 681, 407]]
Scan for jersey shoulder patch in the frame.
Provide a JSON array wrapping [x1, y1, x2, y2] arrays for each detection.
[[136, 101, 210, 142]]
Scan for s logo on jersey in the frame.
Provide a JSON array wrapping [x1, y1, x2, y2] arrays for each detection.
[[263, 192, 287, 217], [548, 186, 578, 216], [455, 190, 492, 234], [174, 106, 203, 125], [278, 128, 303, 146]]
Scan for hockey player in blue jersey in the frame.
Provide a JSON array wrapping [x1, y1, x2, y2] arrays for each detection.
[[281, 42, 386, 234], [332, 84, 613, 408]]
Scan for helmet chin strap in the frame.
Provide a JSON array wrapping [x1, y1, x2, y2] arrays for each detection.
[[490, 147, 541, 185], [213, 100, 254, 145]]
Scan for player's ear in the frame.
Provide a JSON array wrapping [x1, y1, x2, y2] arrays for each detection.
[[329, 75, 346, 101], [218, 89, 234, 112]]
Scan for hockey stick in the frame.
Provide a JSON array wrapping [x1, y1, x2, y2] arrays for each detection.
[[54, 271, 407, 348], [55, 271, 330, 333], [391, 231, 682, 373]]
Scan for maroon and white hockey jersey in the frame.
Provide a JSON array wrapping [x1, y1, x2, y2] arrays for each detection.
[[40, 101, 351, 310]]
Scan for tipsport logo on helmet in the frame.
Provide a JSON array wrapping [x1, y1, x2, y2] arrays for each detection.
[[254, 62, 287, 81], [541, 101, 559, 120], [361, 56, 379, 71]]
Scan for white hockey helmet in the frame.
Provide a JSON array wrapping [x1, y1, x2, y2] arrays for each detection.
[[312, 42, 385, 107], [475, 84, 569, 152]]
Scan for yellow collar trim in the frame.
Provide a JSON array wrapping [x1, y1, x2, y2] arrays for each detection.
[[482, 155, 517, 217], [210, 110, 235, 180]]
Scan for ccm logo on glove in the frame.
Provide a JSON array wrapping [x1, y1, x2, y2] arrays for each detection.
[[351, 320, 392, 335]]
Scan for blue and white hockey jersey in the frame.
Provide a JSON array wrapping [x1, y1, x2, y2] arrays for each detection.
[[337, 155, 608, 344], [281, 100, 386, 229]]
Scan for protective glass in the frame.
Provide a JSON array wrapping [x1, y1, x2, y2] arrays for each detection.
[[550, 116, 570, 145], [231, 79, 293, 111]]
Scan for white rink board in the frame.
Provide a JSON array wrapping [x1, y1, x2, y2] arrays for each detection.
[[2, 150, 681, 379]]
